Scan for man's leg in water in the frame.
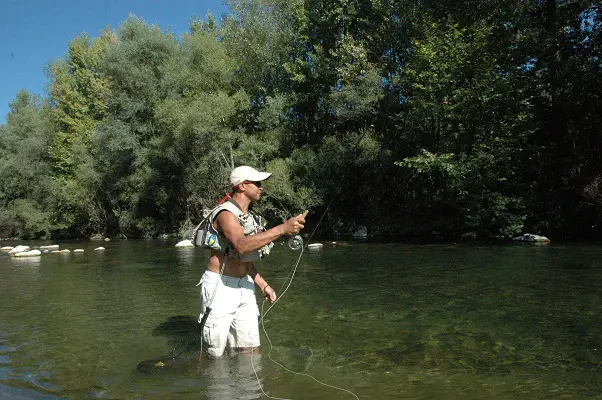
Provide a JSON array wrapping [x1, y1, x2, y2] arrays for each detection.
[[228, 279, 261, 354], [235, 346, 261, 355]]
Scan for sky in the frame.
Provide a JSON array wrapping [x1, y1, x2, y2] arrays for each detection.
[[0, 0, 230, 125]]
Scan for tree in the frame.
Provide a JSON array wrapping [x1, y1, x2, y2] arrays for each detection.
[[48, 30, 115, 175], [0, 91, 57, 238]]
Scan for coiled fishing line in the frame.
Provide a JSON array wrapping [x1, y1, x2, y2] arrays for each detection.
[[250, 202, 360, 400]]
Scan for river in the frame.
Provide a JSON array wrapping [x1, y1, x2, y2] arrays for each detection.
[[0, 240, 600, 399]]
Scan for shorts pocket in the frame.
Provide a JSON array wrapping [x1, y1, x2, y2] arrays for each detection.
[[202, 321, 228, 356], [202, 322, 217, 342]]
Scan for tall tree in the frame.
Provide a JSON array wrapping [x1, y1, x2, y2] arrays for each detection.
[[0, 91, 57, 238], [48, 30, 115, 175]]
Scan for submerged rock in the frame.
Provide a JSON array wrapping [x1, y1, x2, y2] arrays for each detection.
[[73, 249, 85, 253], [94, 247, 105, 251], [136, 357, 186, 374], [137, 315, 202, 374], [307, 243, 324, 250], [39, 245, 59, 250], [175, 240, 194, 247], [512, 233, 551, 242]]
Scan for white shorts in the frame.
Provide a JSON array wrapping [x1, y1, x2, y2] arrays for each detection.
[[198, 270, 260, 357]]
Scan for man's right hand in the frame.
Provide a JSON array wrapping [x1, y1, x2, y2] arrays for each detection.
[[281, 212, 306, 236]]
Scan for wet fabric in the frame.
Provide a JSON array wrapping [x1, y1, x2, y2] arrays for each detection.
[[198, 270, 260, 357]]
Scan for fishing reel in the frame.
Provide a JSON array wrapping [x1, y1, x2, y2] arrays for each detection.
[[287, 235, 304, 250], [284, 209, 309, 251]]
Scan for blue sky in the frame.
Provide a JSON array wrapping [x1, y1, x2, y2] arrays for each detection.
[[0, 0, 230, 124]]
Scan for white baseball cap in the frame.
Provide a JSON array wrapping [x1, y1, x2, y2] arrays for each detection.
[[230, 166, 272, 187]]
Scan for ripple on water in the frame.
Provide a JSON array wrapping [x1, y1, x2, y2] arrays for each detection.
[[0, 241, 600, 399]]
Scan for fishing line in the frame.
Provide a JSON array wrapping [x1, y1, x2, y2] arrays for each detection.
[[252, 300, 360, 400], [249, 130, 374, 398], [250, 200, 360, 400]]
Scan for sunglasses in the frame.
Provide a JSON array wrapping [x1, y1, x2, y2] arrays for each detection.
[[243, 180, 262, 187]]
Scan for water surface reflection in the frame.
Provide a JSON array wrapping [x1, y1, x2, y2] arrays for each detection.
[[0, 241, 600, 399]]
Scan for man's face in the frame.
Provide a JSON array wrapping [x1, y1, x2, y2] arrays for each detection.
[[241, 180, 263, 201]]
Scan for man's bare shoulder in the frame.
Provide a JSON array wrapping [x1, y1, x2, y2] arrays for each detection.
[[215, 209, 243, 238]]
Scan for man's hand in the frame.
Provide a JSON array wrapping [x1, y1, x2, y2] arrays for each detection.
[[280, 211, 307, 236], [263, 285, 277, 303]]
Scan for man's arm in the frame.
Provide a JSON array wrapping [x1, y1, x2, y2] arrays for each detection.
[[249, 264, 277, 303], [216, 212, 305, 255]]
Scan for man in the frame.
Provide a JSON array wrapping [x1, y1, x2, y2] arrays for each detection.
[[198, 165, 306, 357]]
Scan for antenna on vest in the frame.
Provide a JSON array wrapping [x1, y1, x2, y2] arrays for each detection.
[[217, 193, 231, 205]]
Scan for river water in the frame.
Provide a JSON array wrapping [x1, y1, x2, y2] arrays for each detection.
[[0, 240, 600, 399]]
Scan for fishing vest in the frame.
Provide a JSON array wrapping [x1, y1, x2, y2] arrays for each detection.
[[192, 199, 273, 262]]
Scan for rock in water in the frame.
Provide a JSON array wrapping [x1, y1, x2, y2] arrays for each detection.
[[14, 250, 42, 257], [9, 245, 30, 255], [352, 225, 368, 239], [136, 358, 178, 374], [39, 245, 59, 250], [512, 233, 550, 242]]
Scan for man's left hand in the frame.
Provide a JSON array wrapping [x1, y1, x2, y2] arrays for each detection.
[[263, 285, 277, 303]]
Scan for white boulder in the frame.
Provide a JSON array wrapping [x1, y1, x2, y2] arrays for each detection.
[[14, 249, 42, 257], [94, 247, 105, 251], [512, 233, 551, 242], [307, 243, 324, 250], [39, 245, 59, 250], [1, 246, 14, 251], [73, 249, 85, 253], [175, 239, 194, 247], [9, 245, 30, 255], [59, 249, 71, 253]]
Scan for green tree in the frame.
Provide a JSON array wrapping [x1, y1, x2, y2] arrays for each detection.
[[0, 91, 57, 238], [394, 20, 528, 237], [48, 30, 115, 175]]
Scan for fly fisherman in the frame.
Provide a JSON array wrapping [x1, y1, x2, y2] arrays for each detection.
[[197, 166, 306, 357]]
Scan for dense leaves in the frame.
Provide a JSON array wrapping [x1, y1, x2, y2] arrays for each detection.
[[1, 0, 601, 240]]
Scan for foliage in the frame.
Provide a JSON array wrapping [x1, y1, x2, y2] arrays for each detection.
[[1, 0, 601, 240], [48, 30, 115, 175], [0, 91, 58, 238], [397, 148, 526, 238]]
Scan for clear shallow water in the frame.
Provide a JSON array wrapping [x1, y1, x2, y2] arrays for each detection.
[[0, 240, 600, 399]]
